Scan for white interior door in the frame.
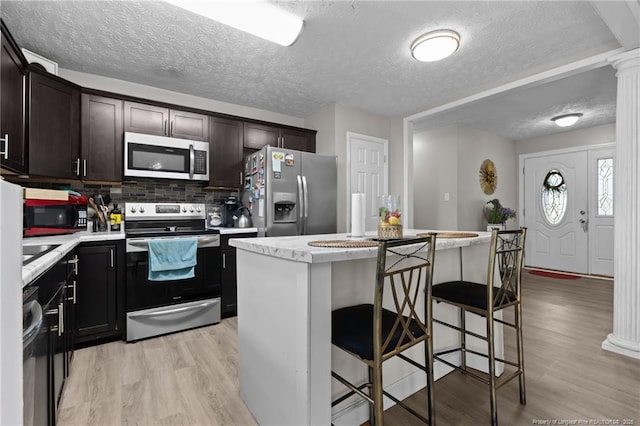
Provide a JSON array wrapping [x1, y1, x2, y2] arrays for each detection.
[[347, 133, 388, 232], [524, 151, 588, 274], [588, 148, 615, 276]]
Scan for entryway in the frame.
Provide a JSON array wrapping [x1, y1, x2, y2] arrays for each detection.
[[521, 145, 614, 276], [347, 132, 389, 232]]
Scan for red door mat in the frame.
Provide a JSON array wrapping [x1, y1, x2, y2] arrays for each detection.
[[528, 270, 580, 280]]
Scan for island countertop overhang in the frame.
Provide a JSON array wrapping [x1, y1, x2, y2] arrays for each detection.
[[229, 229, 492, 264]]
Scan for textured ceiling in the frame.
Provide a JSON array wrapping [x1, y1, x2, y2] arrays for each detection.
[[413, 66, 619, 140], [1, 1, 624, 140]]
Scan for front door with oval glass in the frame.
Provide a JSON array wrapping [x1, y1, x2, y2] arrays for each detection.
[[523, 148, 614, 276], [524, 152, 589, 274]]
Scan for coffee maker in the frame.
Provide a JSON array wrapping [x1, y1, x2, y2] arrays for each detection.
[[223, 196, 238, 227]]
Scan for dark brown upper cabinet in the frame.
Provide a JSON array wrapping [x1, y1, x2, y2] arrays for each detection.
[[124, 101, 209, 142], [209, 116, 243, 188], [1, 20, 27, 173], [28, 71, 80, 179], [243, 122, 316, 153], [81, 94, 123, 182], [280, 127, 316, 152], [243, 122, 279, 150]]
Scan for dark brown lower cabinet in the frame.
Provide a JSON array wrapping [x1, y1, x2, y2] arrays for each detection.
[[74, 241, 124, 344], [221, 232, 256, 318]]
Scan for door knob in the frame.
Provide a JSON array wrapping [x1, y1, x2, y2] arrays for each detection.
[[579, 218, 588, 232], [580, 210, 586, 215]]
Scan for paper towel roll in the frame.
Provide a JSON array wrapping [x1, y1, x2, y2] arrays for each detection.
[[351, 193, 365, 237]]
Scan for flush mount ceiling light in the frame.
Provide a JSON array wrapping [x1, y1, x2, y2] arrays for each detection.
[[164, 0, 304, 46], [551, 113, 583, 127], [411, 29, 460, 62]]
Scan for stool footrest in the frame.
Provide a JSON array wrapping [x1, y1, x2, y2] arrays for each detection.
[[331, 371, 373, 406]]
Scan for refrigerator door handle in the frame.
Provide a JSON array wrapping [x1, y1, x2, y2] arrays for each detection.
[[302, 175, 309, 235], [297, 175, 304, 235]]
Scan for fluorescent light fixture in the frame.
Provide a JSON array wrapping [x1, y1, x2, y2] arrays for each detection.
[[411, 29, 460, 62], [551, 113, 583, 127], [164, 0, 304, 46]]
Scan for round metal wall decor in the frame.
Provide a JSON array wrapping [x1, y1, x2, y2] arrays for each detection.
[[479, 159, 497, 195]]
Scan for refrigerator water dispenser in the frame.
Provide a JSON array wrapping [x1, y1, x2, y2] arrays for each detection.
[[273, 192, 297, 223]]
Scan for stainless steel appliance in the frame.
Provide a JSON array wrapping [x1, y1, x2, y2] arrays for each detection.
[[22, 286, 42, 426], [124, 132, 209, 181], [242, 146, 337, 236], [125, 203, 221, 342]]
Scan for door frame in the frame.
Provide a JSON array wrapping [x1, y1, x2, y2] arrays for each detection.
[[346, 132, 389, 233], [518, 142, 615, 274]]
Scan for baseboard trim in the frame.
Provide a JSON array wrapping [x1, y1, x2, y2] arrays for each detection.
[[331, 349, 505, 425], [331, 353, 458, 425]]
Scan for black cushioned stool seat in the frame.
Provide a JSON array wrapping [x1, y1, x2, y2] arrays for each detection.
[[333, 304, 426, 361], [432, 281, 517, 311]]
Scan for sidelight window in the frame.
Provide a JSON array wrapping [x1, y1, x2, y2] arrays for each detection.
[[541, 169, 567, 225], [597, 158, 613, 216]]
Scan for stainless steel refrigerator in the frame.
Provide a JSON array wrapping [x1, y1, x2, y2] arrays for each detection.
[[242, 146, 337, 237]]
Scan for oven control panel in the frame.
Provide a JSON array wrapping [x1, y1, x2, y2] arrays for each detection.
[[125, 203, 206, 220]]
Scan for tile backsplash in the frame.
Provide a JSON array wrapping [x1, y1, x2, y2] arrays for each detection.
[[21, 180, 237, 210]]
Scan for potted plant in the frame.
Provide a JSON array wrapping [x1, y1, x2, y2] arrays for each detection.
[[484, 199, 516, 230]]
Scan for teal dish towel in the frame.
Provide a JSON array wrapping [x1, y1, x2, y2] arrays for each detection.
[[148, 238, 198, 281]]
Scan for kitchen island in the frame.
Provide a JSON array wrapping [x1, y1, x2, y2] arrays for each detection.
[[230, 230, 500, 425]]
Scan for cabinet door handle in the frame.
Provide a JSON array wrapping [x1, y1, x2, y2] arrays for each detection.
[[75, 158, 80, 176], [280, 136, 284, 148], [72, 280, 76, 304], [68, 255, 79, 275], [170, 121, 174, 136], [164, 119, 167, 135], [223, 252, 226, 269], [110, 249, 114, 268], [0, 133, 8, 160], [58, 302, 64, 336], [83, 159, 87, 177], [240, 171, 243, 185]]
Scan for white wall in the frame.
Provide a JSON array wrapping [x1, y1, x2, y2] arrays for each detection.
[[388, 117, 405, 198], [413, 126, 517, 231], [60, 68, 306, 128], [304, 103, 335, 156], [458, 127, 517, 231], [516, 123, 615, 155], [413, 126, 459, 230]]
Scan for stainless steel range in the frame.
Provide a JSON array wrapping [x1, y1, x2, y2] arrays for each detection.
[[124, 203, 221, 342]]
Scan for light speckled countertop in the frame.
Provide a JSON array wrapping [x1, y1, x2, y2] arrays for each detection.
[[22, 229, 125, 286], [229, 229, 491, 264]]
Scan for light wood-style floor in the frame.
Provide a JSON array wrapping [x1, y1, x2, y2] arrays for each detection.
[[59, 273, 640, 425]]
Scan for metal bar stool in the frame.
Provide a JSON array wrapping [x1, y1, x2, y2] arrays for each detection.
[[432, 228, 527, 426], [331, 234, 437, 425]]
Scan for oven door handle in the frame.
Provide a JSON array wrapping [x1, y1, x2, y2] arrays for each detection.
[[23, 301, 43, 346], [127, 236, 219, 250], [130, 300, 218, 318]]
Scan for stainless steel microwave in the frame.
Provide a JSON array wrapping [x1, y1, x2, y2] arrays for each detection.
[[124, 132, 209, 181]]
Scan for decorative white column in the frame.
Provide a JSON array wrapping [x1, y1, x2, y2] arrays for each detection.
[[602, 48, 640, 359]]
